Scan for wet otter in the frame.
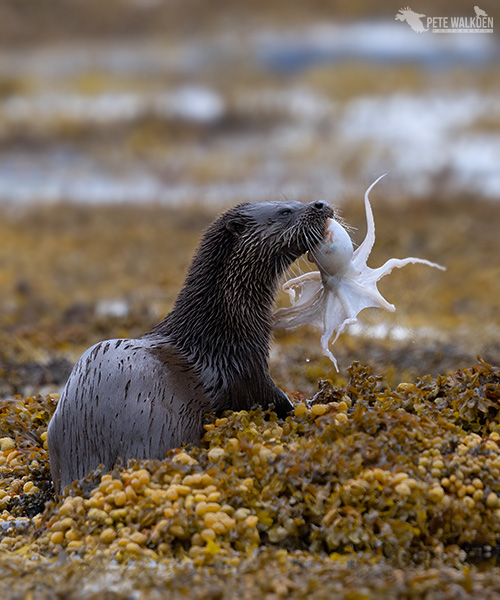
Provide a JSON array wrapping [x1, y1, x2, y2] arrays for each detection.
[[48, 200, 333, 493]]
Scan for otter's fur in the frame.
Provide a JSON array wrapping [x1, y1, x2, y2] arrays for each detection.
[[48, 200, 332, 493]]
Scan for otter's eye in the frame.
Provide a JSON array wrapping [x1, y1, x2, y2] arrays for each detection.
[[279, 209, 292, 217]]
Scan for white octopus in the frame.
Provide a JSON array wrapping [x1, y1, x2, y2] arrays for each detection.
[[274, 175, 445, 371]]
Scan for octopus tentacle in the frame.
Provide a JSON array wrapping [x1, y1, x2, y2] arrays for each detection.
[[274, 176, 445, 371], [351, 173, 386, 270]]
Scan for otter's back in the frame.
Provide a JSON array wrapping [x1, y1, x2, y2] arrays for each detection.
[[47, 338, 209, 493]]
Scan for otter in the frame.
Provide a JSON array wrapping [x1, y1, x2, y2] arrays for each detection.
[[47, 200, 333, 493]]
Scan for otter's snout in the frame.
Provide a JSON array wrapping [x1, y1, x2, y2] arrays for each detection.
[[282, 198, 334, 260], [308, 199, 334, 220], [310, 200, 330, 211]]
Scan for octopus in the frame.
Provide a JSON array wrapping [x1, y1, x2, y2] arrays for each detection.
[[274, 175, 445, 370]]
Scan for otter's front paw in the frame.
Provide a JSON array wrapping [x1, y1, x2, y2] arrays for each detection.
[[271, 387, 293, 419]]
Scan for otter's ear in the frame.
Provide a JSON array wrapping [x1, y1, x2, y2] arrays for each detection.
[[225, 215, 247, 235]]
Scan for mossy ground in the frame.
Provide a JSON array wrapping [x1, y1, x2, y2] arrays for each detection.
[[0, 171, 498, 599], [0, 199, 499, 597], [1, 362, 500, 598], [0, 198, 498, 397]]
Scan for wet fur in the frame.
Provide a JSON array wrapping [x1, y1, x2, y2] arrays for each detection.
[[48, 200, 332, 493]]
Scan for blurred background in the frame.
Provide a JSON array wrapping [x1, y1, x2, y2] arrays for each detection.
[[0, 0, 499, 398]]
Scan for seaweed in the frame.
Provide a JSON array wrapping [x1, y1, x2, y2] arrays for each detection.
[[0, 360, 499, 595]]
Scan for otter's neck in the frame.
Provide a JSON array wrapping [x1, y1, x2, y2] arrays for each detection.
[[149, 222, 284, 384]]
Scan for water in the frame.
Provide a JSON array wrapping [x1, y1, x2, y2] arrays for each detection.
[[0, 23, 499, 206]]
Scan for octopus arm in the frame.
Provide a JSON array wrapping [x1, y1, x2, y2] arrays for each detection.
[[280, 257, 445, 370], [274, 273, 387, 370], [274, 274, 324, 329], [313, 276, 390, 370], [282, 271, 322, 303], [274, 174, 446, 371], [366, 257, 446, 283], [351, 174, 386, 270]]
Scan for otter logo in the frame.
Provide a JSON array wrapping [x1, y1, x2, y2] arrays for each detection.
[[395, 7, 428, 32], [396, 6, 493, 33]]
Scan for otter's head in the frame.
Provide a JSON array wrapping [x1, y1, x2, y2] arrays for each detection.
[[155, 199, 333, 371], [220, 200, 334, 278]]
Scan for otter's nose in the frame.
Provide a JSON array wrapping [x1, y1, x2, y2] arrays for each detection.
[[310, 199, 333, 217], [312, 200, 329, 211]]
